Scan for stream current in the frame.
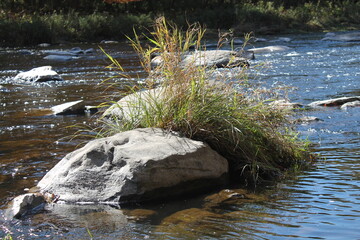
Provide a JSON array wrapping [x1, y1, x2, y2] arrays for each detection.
[[0, 32, 360, 239]]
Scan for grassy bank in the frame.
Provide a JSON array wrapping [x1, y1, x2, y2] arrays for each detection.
[[1, 1, 360, 47], [234, 0, 360, 34], [97, 17, 315, 184], [0, 11, 152, 47]]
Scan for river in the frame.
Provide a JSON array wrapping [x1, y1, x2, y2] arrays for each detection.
[[0, 32, 360, 239]]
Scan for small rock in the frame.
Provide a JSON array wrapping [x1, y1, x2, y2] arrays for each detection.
[[51, 100, 86, 115], [84, 48, 95, 54], [247, 45, 291, 53], [18, 49, 33, 55], [294, 116, 322, 124], [254, 37, 267, 42], [85, 105, 99, 115], [38, 43, 51, 47], [272, 37, 291, 42], [340, 100, 360, 110], [5, 193, 46, 219], [42, 50, 77, 56], [43, 55, 75, 61], [269, 99, 304, 110], [100, 40, 119, 44], [69, 47, 84, 55], [322, 31, 360, 41], [13, 66, 63, 83]]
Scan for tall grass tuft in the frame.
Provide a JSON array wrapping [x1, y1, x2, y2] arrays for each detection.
[[99, 17, 314, 184]]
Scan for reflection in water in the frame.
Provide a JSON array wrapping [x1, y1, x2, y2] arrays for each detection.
[[1, 34, 360, 239]]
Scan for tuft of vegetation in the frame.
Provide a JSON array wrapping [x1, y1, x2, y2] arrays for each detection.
[[97, 17, 315, 185], [0, 234, 13, 240]]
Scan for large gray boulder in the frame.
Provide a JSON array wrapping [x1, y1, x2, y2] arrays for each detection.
[[151, 50, 250, 69], [37, 128, 228, 203], [13, 66, 62, 82]]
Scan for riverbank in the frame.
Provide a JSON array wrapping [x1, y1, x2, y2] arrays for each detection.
[[1, 1, 360, 47], [2, 22, 360, 240]]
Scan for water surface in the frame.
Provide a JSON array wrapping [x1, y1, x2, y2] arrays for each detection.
[[1, 33, 360, 239]]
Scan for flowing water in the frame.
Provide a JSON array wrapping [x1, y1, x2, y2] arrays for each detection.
[[0, 32, 360, 239]]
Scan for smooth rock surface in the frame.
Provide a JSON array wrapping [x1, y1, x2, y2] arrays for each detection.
[[5, 193, 46, 219], [51, 100, 86, 115], [182, 50, 249, 68], [37, 128, 228, 203], [151, 50, 250, 68], [103, 88, 166, 121], [247, 45, 291, 53], [42, 48, 95, 61], [43, 55, 75, 61], [322, 32, 360, 41], [308, 96, 360, 107], [340, 100, 360, 110], [13, 66, 62, 82]]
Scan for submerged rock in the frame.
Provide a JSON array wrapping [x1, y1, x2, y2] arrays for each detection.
[[100, 40, 119, 44], [38, 43, 51, 47], [160, 208, 222, 225], [247, 45, 291, 53], [18, 49, 33, 55], [308, 96, 360, 107], [269, 99, 304, 111], [41, 204, 128, 230], [294, 116, 323, 124], [5, 193, 46, 219], [43, 55, 75, 61], [271, 37, 292, 42], [322, 32, 360, 41], [253, 37, 268, 42], [37, 128, 228, 204], [43, 47, 96, 61], [13, 66, 62, 83], [203, 188, 267, 208]]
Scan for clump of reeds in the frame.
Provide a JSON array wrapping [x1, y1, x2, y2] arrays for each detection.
[[100, 17, 314, 184]]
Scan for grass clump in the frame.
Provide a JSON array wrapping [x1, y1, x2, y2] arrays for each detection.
[[99, 17, 314, 184]]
